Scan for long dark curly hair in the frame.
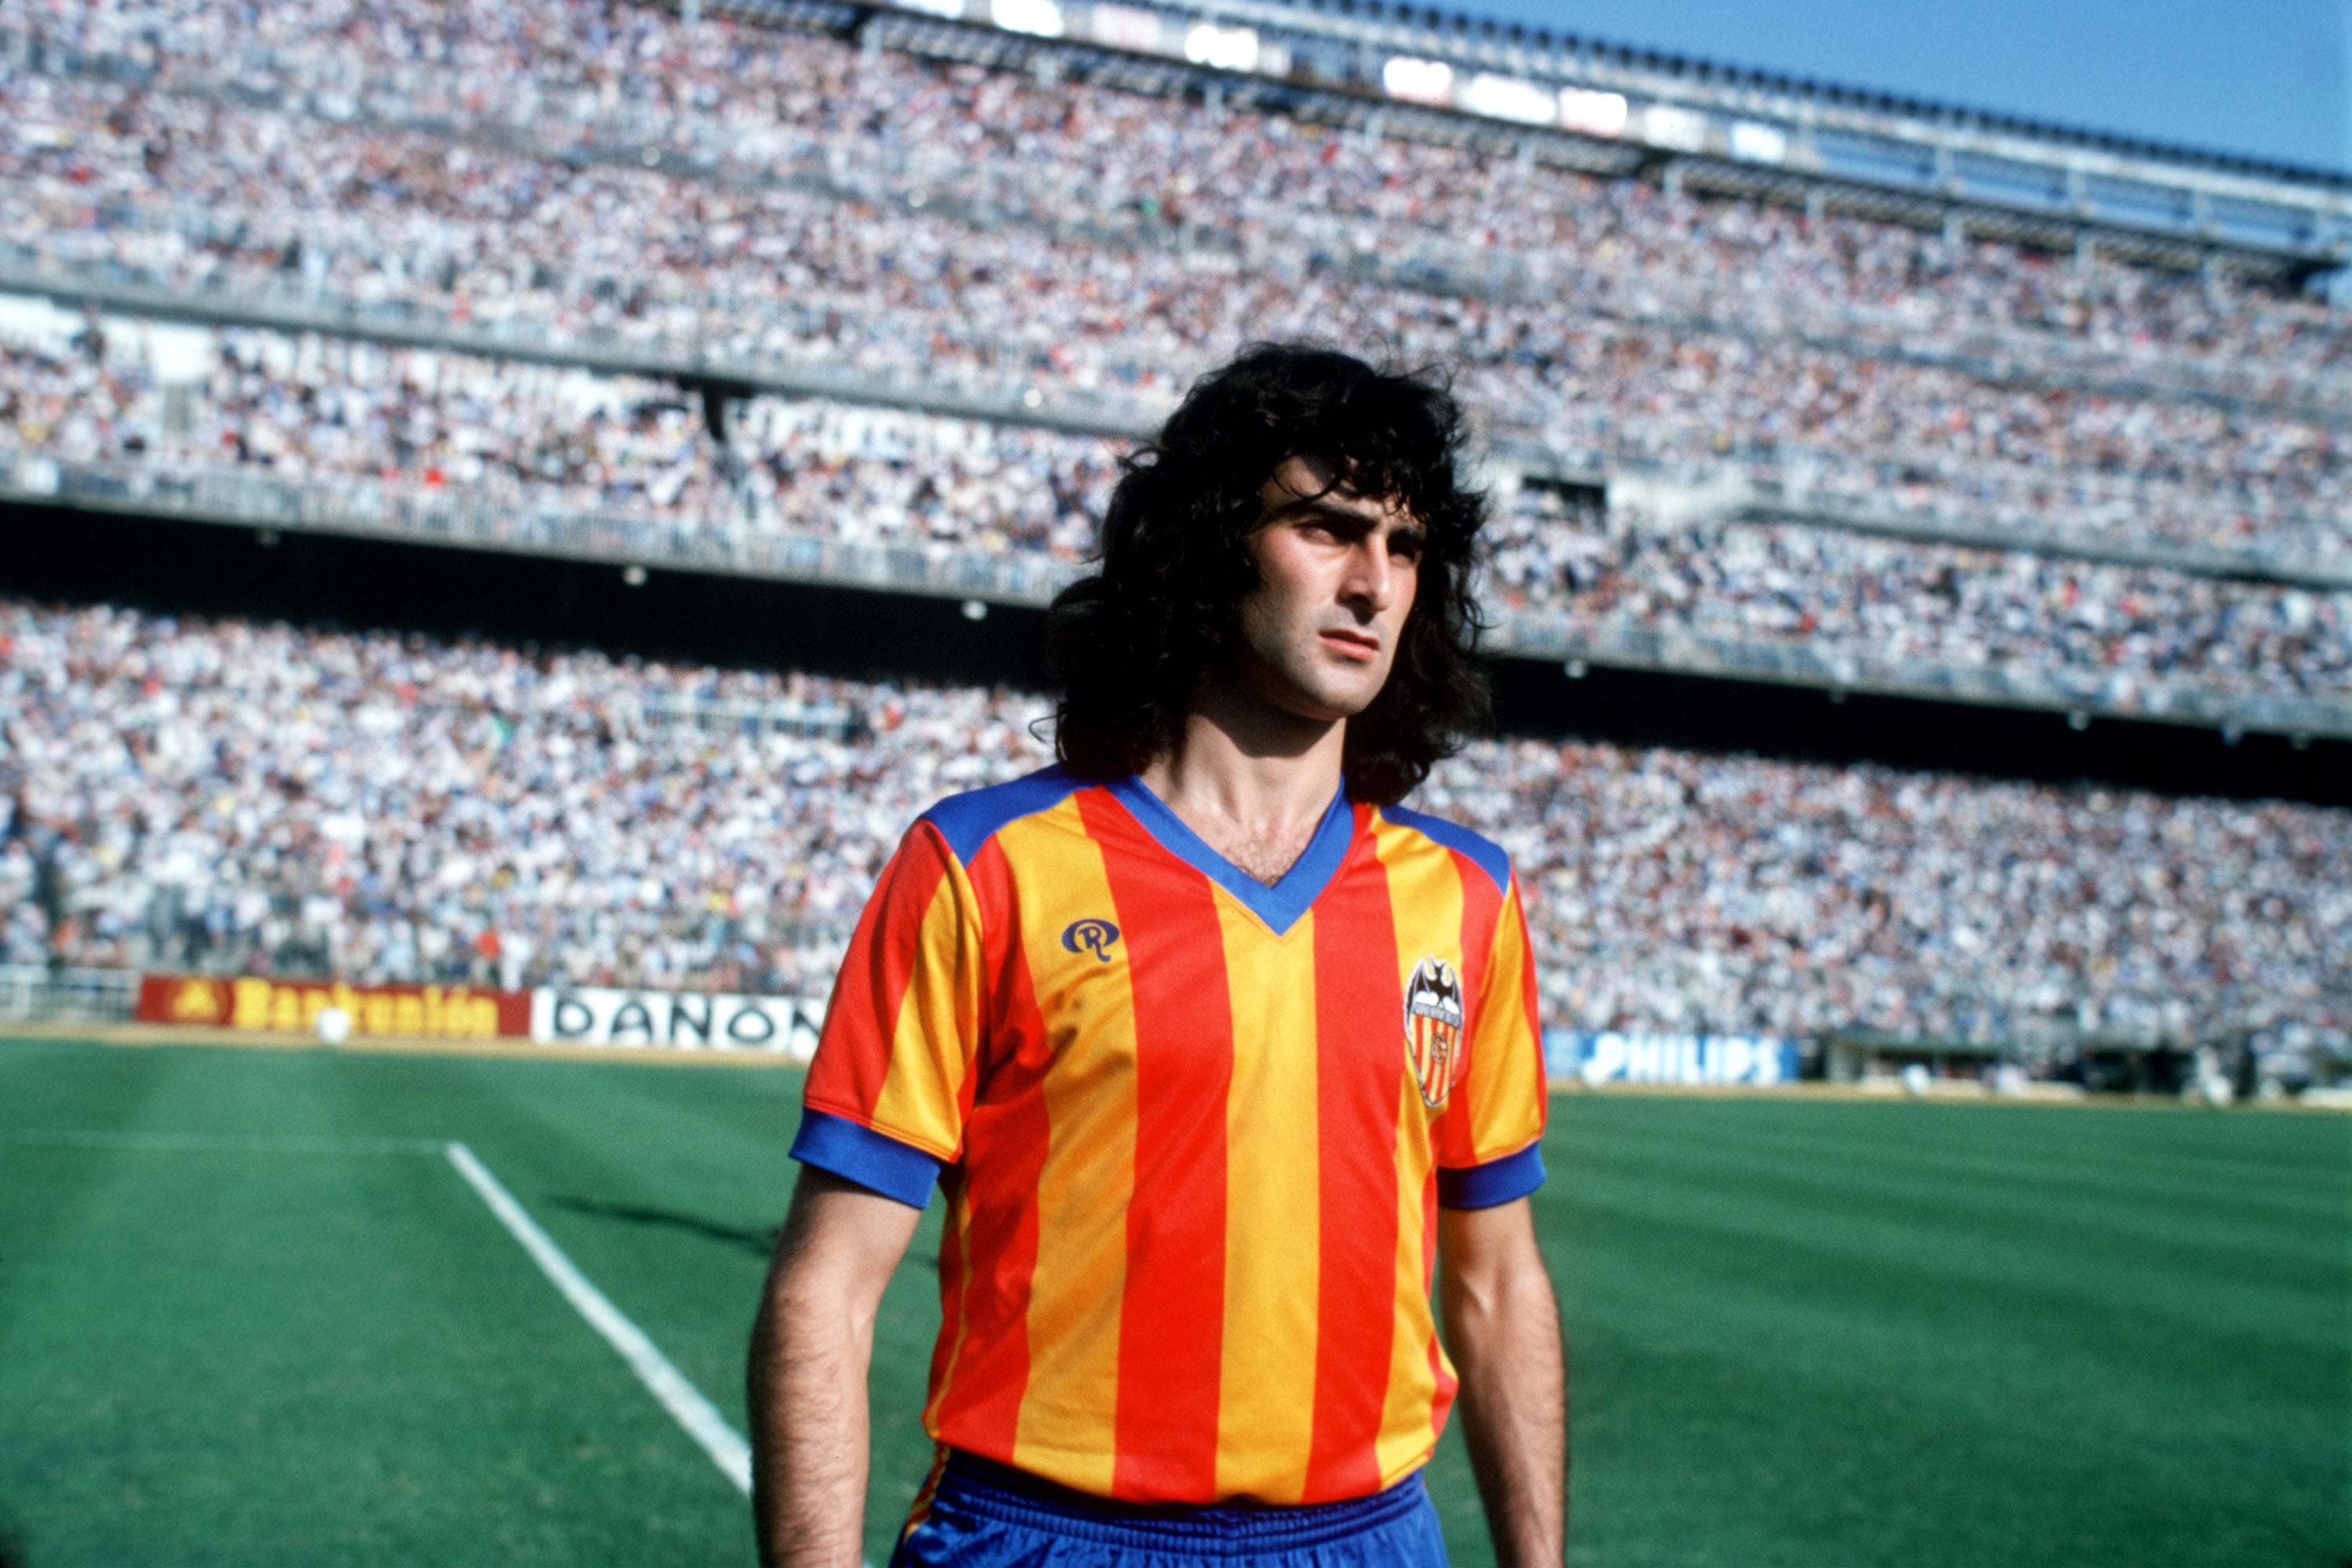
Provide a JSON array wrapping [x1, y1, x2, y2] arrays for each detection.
[[1046, 343, 1491, 805]]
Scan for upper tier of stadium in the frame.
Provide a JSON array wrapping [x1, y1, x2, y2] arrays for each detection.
[[13, 1, 2352, 414]]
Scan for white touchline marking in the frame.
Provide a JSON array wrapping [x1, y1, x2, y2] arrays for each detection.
[[7, 1127, 760, 1502], [444, 1141, 754, 1496], [0, 1128, 444, 1154]]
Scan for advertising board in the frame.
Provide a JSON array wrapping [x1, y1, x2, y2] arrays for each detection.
[[1546, 1029, 1803, 1087], [528, 987, 824, 1058], [136, 974, 532, 1039]]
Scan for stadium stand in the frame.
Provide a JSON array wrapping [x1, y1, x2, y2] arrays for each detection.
[[3, 600, 2345, 1054], [2, 0, 2348, 1075], [5, 314, 2346, 723], [13, 0, 2351, 390], [6, 64, 2349, 572], [6, 29, 2352, 577]]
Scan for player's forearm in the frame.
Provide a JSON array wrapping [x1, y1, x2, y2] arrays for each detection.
[[1443, 1247, 1567, 1568], [748, 1261, 877, 1568]]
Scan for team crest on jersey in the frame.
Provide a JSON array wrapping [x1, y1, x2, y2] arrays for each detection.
[[1062, 918, 1121, 962], [1403, 954, 1467, 1108]]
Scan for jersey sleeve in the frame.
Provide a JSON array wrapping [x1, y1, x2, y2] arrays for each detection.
[[1434, 873, 1549, 1210], [791, 818, 986, 1208]]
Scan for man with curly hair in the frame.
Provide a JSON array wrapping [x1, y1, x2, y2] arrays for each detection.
[[750, 344, 1565, 1568]]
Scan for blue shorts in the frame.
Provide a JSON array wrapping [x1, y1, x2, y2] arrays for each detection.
[[890, 1452, 1450, 1568]]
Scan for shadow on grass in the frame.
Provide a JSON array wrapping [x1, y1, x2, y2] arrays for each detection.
[[544, 1193, 941, 1271], [546, 1195, 779, 1258]]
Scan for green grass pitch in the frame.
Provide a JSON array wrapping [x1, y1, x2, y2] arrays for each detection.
[[0, 1035, 2343, 1568]]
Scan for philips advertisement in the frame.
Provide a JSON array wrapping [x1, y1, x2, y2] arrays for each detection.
[[1548, 1030, 1803, 1087]]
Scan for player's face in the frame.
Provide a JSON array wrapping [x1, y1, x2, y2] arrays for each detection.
[[1229, 456, 1423, 724]]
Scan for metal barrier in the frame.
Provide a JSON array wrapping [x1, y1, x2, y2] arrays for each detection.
[[0, 966, 142, 1025]]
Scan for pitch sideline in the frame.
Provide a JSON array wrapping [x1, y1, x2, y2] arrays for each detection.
[[3, 1127, 757, 1497], [444, 1140, 754, 1494]]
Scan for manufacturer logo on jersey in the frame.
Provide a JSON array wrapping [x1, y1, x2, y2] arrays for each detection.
[[1062, 918, 1121, 962], [1403, 954, 1467, 1108]]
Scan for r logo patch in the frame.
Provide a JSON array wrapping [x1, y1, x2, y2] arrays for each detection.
[[1062, 918, 1121, 962]]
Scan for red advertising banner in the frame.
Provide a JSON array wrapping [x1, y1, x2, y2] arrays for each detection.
[[136, 975, 532, 1040]]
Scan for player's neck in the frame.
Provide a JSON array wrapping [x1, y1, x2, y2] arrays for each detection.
[[1137, 685, 1345, 887]]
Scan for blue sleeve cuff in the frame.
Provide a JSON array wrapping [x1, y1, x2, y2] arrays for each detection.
[[1437, 1143, 1546, 1210], [789, 1109, 942, 1210]]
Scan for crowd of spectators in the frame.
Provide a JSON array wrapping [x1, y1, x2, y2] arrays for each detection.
[[0, 599, 1041, 999], [2, 0, 2344, 1063], [8, 310, 2346, 704], [0, 307, 1122, 558], [17, 0, 2350, 397], [6, 30, 2352, 564], [1488, 485, 2352, 702], [5, 601, 2344, 1047]]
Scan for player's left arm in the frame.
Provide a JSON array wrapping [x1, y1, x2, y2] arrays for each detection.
[[1436, 869, 1565, 1566], [1439, 1196, 1566, 1568]]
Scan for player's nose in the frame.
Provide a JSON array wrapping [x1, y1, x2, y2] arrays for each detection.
[[1341, 534, 1401, 614]]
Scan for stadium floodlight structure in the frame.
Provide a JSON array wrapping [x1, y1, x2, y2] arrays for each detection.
[[734, 0, 2352, 281]]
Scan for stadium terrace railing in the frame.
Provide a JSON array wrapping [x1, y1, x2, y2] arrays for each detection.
[[0, 452, 1080, 608], [640, 693, 866, 738], [0, 966, 141, 1025], [1650, 474, 2352, 595], [9, 450, 2349, 742], [13, 258, 2350, 593], [0, 255, 1171, 445], [1495, 608, 2352, 742], [12, 34, 2349, 426]]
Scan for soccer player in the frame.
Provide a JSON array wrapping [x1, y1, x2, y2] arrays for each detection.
[[750, 345, 1564, 1568]]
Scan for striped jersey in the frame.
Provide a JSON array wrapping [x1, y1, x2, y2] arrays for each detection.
[[791, 765, 1548, 1507]]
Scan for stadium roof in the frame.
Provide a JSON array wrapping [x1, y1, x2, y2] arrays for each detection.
[[1259, 0, 2352, 192], [763, 0, 2352, 269]]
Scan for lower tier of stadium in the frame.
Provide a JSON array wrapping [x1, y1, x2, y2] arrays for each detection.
[[3, 595, 2343, 1059]]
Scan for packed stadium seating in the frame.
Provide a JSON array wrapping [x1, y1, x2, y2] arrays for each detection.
[[3, 601, 2346, 1049], [5, 19, 2350, 568], [0, 315, 1122, 558], [6, 0, 2350, 742], [6, 314, 2345, 706], [4, 0, 2348, 1062], [17, 0, 2352, 391]]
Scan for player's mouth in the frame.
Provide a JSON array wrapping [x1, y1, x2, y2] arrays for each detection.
[[1319, 628, 1381, 661]]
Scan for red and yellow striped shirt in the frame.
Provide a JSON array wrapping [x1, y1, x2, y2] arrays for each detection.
[[792, 766, 1548, 1507]]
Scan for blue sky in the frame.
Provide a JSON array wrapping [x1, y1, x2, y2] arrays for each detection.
[[1451, 0, 2346, 173]]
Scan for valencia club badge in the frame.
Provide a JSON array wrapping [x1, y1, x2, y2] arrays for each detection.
[[1403, 954, 1467, 1108]]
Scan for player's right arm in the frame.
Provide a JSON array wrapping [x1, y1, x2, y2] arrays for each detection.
[[750, 814, 991, 1567], [749, 1168, 920, 1568]]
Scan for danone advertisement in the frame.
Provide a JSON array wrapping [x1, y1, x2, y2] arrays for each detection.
[[528, 987, 824, 1058], [1546, 1029, 1802, 1087]]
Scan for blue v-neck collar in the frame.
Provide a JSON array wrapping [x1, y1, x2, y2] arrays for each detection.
[[1105, 775, 1356, 936]]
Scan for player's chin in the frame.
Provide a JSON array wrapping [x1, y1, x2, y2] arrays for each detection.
[[1303, 666, 1392, 718]]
